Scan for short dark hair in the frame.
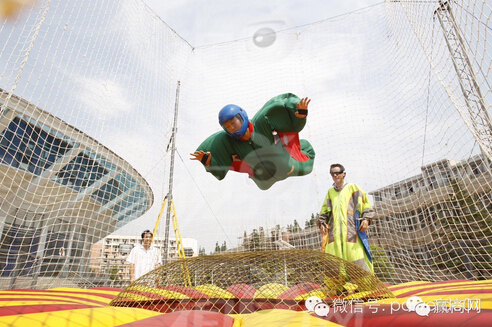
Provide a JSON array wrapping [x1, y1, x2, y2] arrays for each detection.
[[141, 229, 153, 239], [330, 163, 345, 173]]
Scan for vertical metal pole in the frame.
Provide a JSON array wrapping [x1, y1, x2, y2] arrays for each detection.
[[163, 81, 180, 263]]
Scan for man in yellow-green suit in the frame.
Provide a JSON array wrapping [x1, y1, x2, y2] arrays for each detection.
[[317, 163, 375, 274]]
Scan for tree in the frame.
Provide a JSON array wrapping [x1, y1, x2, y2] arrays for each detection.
[[214, 241, 220, 253], [439, 179, 492, 277], [220, 241, 227, 252], [305, 213, 318, 229], [311, 213, 318, 226], [259, 226, 266, 249], [448, 179, 492, 239], [292, 219, 301, 233], [242, 230, 250, 250], [249, 229, 260, 251], [371, 245, 394, 281], [109, 266, 119, 281], [198, 246, 206, 256]]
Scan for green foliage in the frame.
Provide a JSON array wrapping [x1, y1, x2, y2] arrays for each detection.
[[446, 179, 492, 241], [371, 245, 394, 281], [109, 266, 119, 281], [287, 220, 302, 233], [305, 213, 318, 228], [249, 228, 260, 251], [239, 214, 320, 251], [437, 179, 492, 278], [198, 246, 206, 256]]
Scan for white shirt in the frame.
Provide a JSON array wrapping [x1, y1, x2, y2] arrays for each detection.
[[126, 244, 162, 280]]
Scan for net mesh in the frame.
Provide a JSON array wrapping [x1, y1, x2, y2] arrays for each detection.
[[109, 249, 394, 314], [0, 0, 491, 290]]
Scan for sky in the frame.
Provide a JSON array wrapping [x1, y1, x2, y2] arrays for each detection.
[[141, 1, 383, 48]]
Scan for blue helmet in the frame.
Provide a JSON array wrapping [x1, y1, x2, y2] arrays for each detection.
[[218, 104, 249, 139]]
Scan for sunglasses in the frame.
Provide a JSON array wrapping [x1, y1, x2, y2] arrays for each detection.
[[330, 171, 344, 176]]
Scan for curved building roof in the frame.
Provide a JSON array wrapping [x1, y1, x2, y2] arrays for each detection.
[[0, 88, 154, 238]]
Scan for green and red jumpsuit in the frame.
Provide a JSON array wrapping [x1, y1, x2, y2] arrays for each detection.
[[195, 93, 315, 190]]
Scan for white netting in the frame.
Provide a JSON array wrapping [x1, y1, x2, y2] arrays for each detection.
[[0, 0, 491, 289], [0, 0, 193, 288]]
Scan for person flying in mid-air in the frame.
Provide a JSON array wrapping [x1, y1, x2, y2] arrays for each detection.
[[190, 93, 315, 190]]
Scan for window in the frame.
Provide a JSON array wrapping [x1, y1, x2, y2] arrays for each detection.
[[0, 216, 42, 276], [429, 175, 437, 189], [91, 178, 121, 205], [417, 208, 427, 229], [470, 162, 481, 177], [0, 117, 72, 175], [45, 219, 69, 257], [438, 164, 450, 185], [55, 151, 108, 192], [407, 210, 417, 231]]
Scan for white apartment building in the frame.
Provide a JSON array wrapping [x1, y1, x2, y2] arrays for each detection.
[[90, 234, 198, 283]]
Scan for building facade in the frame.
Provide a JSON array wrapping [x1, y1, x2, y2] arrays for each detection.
[[369, 154, 492, 281], [0, 89, 154, 288], [90, 234, 198, 283]]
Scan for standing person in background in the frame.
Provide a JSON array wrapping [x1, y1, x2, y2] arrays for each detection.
[[317, 164, 375, 274], [126, 229, 162, 282]]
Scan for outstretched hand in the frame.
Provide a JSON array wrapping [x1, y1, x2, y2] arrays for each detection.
[[190, 150, 212, 166], [295, 97, 311, 118]]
